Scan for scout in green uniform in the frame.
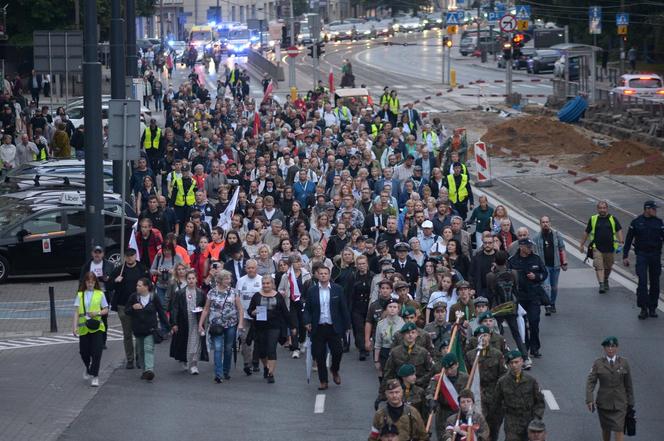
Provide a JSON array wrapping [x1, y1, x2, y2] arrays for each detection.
[[586, 336, 634, 441], [381, 323, 434, 394], [392, 306, 435, 356], [441, 389, 490, 441], [369, 379, 428, 441], [527, 419, 547, 441], [465, 326, 507, 441], [466, 311, 506, 354], [495, 351, 545, 441], [426, 353, 470, 441], [423, 301, 451, 359], [448, 281, 475, 327], [397, 363, 427, 419]]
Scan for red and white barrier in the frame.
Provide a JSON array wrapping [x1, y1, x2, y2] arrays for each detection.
[[474, 141, 493, 187]]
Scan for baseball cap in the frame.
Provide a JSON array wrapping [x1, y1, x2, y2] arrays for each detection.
[[422, 220, 434, 229]]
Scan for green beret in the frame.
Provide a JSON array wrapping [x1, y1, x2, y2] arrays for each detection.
[[401, 306, 416, 317], [478, 311, 494, 322], [400, 322, 417, 333], [474, 325, 491, 337], [601, 336, 619, 347], [397, 363, 416, 377], [505, 350, 523, 362], [441, 352, 458, 368]]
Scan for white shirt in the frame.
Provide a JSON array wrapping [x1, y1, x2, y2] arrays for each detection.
[[318, 283, 332, 324], [236, 274, 263, 319], [74, 290, 109, 316], [607, 356, 617, 365]]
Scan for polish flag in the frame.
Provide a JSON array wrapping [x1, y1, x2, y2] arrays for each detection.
[[288, 267, 301, 302], [261, 80, 273, 104], [253, 111, 261, 135], [328, 68, 335, 96], [439, 374, 460, 411]]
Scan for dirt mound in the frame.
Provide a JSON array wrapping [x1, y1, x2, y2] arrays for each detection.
[[482, 115, 601, 156], [582, 140, 664, 175]]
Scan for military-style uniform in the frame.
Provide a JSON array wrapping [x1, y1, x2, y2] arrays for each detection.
[[402, 381, 427, 420], [425, 371, 470, 441], [586, 356, 634, 432], [448, 300, 475, 324], [466, 333, 507, 354], [369, 402, 428, 441], [423, 320, 451, 358], [381, 343, 434, 393], [465, 347, 507, 441], [440, 411, 490, 441], [495, 371, 545, 441], [392, 327, 435, 356]]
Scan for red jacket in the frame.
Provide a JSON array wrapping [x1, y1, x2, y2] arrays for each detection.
[[134, 228, 163, 266]]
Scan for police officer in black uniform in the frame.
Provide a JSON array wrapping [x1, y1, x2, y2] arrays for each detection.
[[623, 200, 664, 320], [352, 255, 375, 361]]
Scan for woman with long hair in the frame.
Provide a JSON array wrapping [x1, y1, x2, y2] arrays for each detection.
[[73, 272, 109, 387], [190, 236, 209, 288], [150, 242, 184, 330], [256, 244, 277, 277], [296, 233, 314, 261], [247, 276, 295, 383], [491, 204, 512, 235], [177, 221, 200, 256], [445, 239, 470, 280], [286, 200, 309, 236], [166, 263, 188, 311], [170, 270, 208, 375], [308, 243, 333, 273], [272, 238, 296, 264], [309, 213, 332, 244], [243, 229, 262, 258], [219, 230, 243, 263], [408, 237, 426, 269], [136, 175, 158, 214], [417, 259, 438, 307], [426, 270, 457, 322]]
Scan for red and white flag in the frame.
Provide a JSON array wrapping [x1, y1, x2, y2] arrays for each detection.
[[261, 80, 274, 104], [328, 67, 335, 95], [440, 374, 460, 411], [288, 266, 301, 302]]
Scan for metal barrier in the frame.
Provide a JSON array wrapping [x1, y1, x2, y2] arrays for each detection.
[[247, 50, 285, 82]]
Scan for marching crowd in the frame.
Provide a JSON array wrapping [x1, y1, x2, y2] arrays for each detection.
[[5, 55, 642, 441]]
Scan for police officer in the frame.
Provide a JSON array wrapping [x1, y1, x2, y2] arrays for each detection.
[[585, 336, 634, 441], [426, 353, 469, 441], [466, 325, 507, 441], [495, 350, 545, 441], [369, 379, 428, 441], [622, 200, 664, 320], [393, 242, 420, 294], [381, 323, 434, 393]]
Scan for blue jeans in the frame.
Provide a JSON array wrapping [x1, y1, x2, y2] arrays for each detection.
[[212, 326, 237, 377], [155, 286, 170, 333], [544, 266, 561, 306]]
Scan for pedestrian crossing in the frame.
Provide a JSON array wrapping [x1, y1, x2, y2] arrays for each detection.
[[0, 328, 125, 351]]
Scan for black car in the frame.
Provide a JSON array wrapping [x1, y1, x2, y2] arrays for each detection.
[[7, 159, 115, 188], [527, 49, 560, 74], [513, 48, 535, 70], [0, 191, 135, 282]]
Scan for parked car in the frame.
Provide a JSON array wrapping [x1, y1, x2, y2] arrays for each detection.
[[526, 49, 560, 73], [66, 103, 149, 134], [393, 14, 423, 32], [323, 20, 358, 41], [0, 190, 135, 282], [422, 13, 444, 30], [7, 159, 115, 187], [612, 74, 664, 99], [513, 48, 535, 70]]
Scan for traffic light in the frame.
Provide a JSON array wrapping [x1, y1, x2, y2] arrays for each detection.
[[443, 36, 452, 48], [511, 33, 524, 59], [502, 42, 512, 61], [281, 25, 289, 48], [316, 41, 325, 57], [307, 44, 315, 58]]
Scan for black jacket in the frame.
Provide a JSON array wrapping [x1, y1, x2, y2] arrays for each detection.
[[508, 252, 548, 303], [393, 258, 420, 293], [468, 250, 496, 298], [125, 292, 169, 337], [108, 262, 149, 310]]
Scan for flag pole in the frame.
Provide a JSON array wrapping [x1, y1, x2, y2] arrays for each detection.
[[425, 311, 464, 433], [450, 341, 484, 440]]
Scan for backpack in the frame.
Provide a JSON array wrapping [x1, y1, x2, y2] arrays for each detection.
[[492, 269, 518, 315]]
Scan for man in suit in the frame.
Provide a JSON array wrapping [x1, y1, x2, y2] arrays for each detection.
[[415, 146, 436, 182], [402, 102, 422, 133], [234, 116, 254, 141], [304, 265, 351, 390], [363, 203, 388, 241], [223, 244, 247, 286], [373, 167, 401, 199]]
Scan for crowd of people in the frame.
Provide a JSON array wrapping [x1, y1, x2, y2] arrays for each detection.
[[28, 51, 644, 441]]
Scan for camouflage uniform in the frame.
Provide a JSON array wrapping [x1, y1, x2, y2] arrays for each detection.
[[369, 402, 428, 441], [423, 321, 451, 359], [402, 381, 427, 420], [466, 333, 507, 354], [425, 371, 470, 441], [465, 347, 507, 441], [392, 327, 435, 356], [381, 344, 434, 394], [440, 411, 490, 441], [494, 371, 545, 441]]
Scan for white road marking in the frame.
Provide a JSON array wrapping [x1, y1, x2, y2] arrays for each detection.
[[542, 390, 560, 410], [314, 394, 326, 413]]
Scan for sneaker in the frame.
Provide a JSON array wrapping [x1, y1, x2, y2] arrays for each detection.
[[144, 370, 155, 381], [190, 366, 199, 375], [544, 306, 552, 316], [292, 350, 300, 359], [90, 377, 99, 387], [83, 368, 91, 380], [523, 359, 533, 370], [214, 376, 223, 384]]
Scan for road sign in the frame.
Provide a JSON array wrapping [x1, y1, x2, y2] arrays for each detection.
[[488, 12, 499, 25], [516, 20, 529, 31], [447, 25, 459, 35], [617, 25, 628, 35], [108, 100, 141, 161], [616, 13, 629, 26], [307, 13, 321, 42], [589, 6, 602, 35], [515, 5, 531, 20], [285, 46, 300, 57], [33, 31, 83, 74], [499, 14, 517, 33], [445, 11, 460, 25]]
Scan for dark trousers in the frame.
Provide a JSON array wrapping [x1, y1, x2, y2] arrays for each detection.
[[289, 300, 305, 350], [312, 324, 343, 383], [31, 88, 39, 104], [351, 308, 367, 352], [452, 201, 469, 220], [520, 300, 541, 354], [636, 252, 661, 308], [79, 331, 104, 376], [501, 314, 528, 359]]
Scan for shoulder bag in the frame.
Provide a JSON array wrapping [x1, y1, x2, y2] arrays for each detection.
[[81, 292, 101, 331]]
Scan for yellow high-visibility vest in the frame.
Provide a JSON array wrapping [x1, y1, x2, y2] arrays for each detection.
[[589, 214, 619, 251], [76, 290, 106, 335], [143, 127, 161, 150], [174, 178, 196, 207], [388, 96, 400, 114], [447, 173, 469, 204]]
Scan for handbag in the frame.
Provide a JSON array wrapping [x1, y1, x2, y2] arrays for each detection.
[[208, 289, 231, 336], [81, 292, 101, 330], [624, 406, 636, 436]]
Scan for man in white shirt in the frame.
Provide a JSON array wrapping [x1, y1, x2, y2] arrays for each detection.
[[236, 259, 263, 375]]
